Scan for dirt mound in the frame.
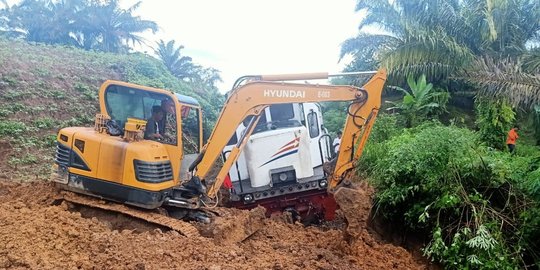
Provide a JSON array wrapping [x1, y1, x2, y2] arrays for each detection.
[[0, 180, 431, 269], [199, 207, 266, 244]]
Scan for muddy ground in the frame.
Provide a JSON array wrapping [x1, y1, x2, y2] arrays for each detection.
[[0, 180, 433, 270]]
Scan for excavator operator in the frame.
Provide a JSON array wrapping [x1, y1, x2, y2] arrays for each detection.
[[144, 105, 164, 141]]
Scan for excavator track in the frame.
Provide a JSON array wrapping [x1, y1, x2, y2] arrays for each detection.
[[60, 192, 200, 238]]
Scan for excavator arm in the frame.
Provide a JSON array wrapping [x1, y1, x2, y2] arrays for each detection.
[[190, 69, 387, 199]]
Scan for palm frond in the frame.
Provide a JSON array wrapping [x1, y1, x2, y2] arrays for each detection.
[[522, 48, 540, 73], [340, 33, 400, 60], [380, 28, 474, 79], [458, 56, 540, 109]]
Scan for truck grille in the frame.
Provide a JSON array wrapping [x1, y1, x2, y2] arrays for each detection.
[[134, 160, 173, 183], [55, 143, 71, 166]]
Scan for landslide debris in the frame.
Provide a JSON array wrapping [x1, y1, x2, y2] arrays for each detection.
[[0, 180, 430, 269]]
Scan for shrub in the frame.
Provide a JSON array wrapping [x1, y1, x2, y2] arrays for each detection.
[[363, 123, 539, 269], [0, 121, 27, 136], [357, 113, 402, 176], [534, 105, 540, 145], [33, 118, 56, 129], [386, 74, 449, 127], [476, 99, 515, 149]]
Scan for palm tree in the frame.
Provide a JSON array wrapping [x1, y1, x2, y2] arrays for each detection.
[[459, 56, 540, 109], [341, 0, 474, 80], [4, 0, 84, 44], [2, 0, 157, 53], [341, 0, 540, 109], [154, 40, 195, 79], [78, 0, 158, 53], [3, 0, 55, 42], [0, 0, 22, 38]]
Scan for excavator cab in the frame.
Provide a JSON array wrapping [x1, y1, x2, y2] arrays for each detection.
[[52, 81, 203, 209]]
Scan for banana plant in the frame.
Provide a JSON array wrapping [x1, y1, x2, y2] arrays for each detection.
[[386, 74, 449, 127]]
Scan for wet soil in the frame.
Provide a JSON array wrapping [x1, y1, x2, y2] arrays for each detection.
[[0, 180, 433, 269]]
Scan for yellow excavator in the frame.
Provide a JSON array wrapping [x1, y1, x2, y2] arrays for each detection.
[[51, 69, 386, 232]]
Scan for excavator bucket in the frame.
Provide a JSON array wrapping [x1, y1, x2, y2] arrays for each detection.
[[332, 183, 372, 240]]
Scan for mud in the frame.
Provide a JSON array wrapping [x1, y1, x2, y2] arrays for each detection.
[[199, 207, 266, 244], [0, 180, 433, 269], [334, 182, 373, 239]]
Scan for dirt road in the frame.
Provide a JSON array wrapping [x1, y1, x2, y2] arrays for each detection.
[[0, 180, 429, 269]]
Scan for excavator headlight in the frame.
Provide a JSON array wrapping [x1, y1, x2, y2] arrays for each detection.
[[279, 173, 288, 181], [243, 194, 254, 203], [319, 180, 328, 188]]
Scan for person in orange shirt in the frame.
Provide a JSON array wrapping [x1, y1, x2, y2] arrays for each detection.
[[506, 125, 519, 154]]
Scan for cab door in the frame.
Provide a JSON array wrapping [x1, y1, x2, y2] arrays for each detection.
[[178, 104, 203, 182], [302, 103, 331, 167]]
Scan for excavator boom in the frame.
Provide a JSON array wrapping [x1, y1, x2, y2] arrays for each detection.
[[190, 69, 387, 199]]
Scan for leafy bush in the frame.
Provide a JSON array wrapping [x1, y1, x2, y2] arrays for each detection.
[[357, 113, 402, 176], [363, 123, 540, 269], [0, 121, 27, 136], [386, 74, 449, 127], [8, 154, 38, 166], [476, 99, 515, 149], [32, 118, 56, 129], [320, 101, 349, 134]]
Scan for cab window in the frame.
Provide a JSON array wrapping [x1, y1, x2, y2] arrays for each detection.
[[181, 105, 200, 154], [104, 85, 177, 145], [270, 104, 294, 121], [307, 111, 319, 138], [269, 104, 301, 130]]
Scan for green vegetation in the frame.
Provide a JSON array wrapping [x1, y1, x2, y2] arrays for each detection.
[[386, 74, 449, 127], [0, 0, 157, 53], [0, 0, 538, 267], [338, 0, 540, 268], [0, 0, 219, 84], [0, 38, 224, 179], [154, 40, 196, 80], [341, 0, 539, 109], [475, 100, 516, 150], [359, 119, 540, 269], [535, 105, 540, 145], [0, 120, 28, 136]]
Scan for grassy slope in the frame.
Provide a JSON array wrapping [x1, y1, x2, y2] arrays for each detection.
[[0, 39, 214, 180]]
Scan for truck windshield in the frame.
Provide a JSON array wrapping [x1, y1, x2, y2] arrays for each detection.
[[248, 104, 301, 134]]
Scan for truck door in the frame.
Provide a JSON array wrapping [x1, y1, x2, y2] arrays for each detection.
[[302, 103, 330, 168], [223, 124, 249, 183]]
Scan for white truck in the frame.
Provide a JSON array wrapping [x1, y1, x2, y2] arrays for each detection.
[[223, 103, 336, 221]]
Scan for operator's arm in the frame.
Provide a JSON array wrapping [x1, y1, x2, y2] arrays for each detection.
[[144, 119, 163, 140]]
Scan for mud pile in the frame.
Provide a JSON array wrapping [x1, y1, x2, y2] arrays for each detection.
[[0, 181, 430, 269]]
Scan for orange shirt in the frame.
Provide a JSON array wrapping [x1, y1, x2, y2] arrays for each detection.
[[506, 128, 519, 145]]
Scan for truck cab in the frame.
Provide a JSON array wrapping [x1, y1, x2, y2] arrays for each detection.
[[223, 103, 335, 220]]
